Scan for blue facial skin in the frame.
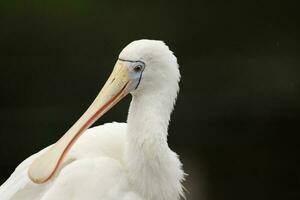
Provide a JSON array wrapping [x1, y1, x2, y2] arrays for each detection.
[[119, 59, 145, 90]]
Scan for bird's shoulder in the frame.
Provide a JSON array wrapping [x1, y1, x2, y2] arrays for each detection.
[[0, 146, 52, 200], [0, 122, 129, 200], [67, 122, 127, 161], [41, 156, 136, 200]]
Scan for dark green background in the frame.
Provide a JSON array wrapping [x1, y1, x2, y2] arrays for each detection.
[[0, 1, 299, 200]]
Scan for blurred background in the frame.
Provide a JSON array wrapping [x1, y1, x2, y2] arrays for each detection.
[[0, 0, 299, 200]]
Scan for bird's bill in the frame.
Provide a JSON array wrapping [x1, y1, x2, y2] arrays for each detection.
[[28, 61, 131, 184]]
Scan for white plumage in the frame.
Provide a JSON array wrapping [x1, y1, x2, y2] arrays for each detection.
[[0, 40, 185, 200]]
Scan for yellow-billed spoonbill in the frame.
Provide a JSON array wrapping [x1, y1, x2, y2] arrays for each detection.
[[0, 39, 185, 200]]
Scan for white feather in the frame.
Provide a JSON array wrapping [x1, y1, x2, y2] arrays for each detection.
[[0, 39, 185, 200]]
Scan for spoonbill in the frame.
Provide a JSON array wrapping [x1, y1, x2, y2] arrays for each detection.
[[0, 39, 185, 200]]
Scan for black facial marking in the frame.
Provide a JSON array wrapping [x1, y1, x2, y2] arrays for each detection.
[[118, 58, 145, 66], [135, 70, 143, 90]]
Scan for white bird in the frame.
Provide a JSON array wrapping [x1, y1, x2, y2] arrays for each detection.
[[0, 39, 185, 200]]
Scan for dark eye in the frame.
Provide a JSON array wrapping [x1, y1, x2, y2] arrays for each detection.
[[133, 65, 142, 72]]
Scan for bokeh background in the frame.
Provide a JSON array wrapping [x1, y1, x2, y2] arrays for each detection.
[[0, 1, 299, 200]]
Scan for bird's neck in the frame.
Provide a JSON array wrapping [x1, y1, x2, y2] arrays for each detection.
[[125, 91, 184, 200]]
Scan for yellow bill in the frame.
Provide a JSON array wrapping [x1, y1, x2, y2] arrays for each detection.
[[28, 60, 141, 183]]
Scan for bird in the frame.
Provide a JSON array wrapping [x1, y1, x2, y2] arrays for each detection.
[[0, 39, 185, 200]]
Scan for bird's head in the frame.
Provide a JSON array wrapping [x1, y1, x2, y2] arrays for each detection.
[[117, 39, 180, 96], [97, 39, 180, 104], [28, 39, 180, 184]]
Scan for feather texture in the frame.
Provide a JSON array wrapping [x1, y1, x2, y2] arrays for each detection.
[[0, 39, 185, 200]]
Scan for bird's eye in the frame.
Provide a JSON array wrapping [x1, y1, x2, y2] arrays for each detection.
[[133, 65, 142, 72]]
